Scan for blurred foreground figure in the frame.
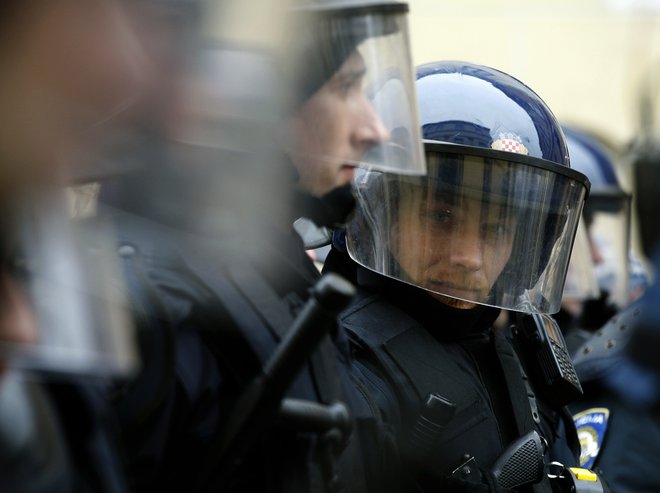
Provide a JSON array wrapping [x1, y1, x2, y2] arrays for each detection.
[[0, 0, 145, 492], [98, 0, 426, 491], [325, 61, 612, 492]]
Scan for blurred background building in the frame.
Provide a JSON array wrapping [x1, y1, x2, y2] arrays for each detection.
[[408, 0, 660, 146]]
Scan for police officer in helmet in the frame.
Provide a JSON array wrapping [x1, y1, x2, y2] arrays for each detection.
[[565, 133, 660, 491], [285, 0, 426, 226], [101, 0, 426, 491], [560, 127, 640, 341], [325, 61, 606, 492], [0, 1, 144, 491]]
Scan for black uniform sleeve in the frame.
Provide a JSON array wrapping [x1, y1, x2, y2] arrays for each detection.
[[111, 239, 228, 492]]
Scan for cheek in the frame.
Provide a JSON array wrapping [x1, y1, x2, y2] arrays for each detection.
[[486, 237, 515, 280], [404, 220, 447, 262], [395, 219, 436, 274], [31, 1, 143, 123], [297, 96, 349, 159], [0, 67, 69, 182], [315, 100, 350, 154]]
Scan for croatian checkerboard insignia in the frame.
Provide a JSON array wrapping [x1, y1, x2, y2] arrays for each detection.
[[491, 132, 529, 155]]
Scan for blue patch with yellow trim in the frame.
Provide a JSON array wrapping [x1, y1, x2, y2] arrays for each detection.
[[573, 407, 610, 469]]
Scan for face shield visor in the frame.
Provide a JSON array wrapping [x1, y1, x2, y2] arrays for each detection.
[[288, 4, 426, 180], [562, 215, 600, 303], [346, 143, 589, 313], [585, 189, 632, 308], [0, 194, 137, 377]]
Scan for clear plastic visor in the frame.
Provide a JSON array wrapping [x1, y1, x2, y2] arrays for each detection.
[[346, 151, 587, 313], [289, 9, 426, 182], [359, 11, 425, 174], [0, 196, 137, 377], [562, 216, 600, 303], [584, 192, 632, 308]]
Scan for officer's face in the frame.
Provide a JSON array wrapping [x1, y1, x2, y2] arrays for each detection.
[[289, 50, 390, 196], [394, 187, 517, 309], [0, 0, 145, 194]]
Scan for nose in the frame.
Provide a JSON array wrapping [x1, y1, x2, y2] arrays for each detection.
[[351, 96, 390, 149], [449, 220, 484, 272]]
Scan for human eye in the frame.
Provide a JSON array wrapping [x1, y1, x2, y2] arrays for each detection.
[[424, 208, 453, 225], [334, 66, 366, 96], [340, 77, 363, 98], [339, 80, 356, 96]]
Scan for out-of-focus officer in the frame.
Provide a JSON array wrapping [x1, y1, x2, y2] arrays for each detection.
[[567, 132, 660, 493], [98, 0, 426, 491], [324, 61, 611, 492], [558, 126, 651, 348], [0, 1, 145, 492]]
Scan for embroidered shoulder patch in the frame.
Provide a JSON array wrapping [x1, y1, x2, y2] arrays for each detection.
[[573, 407, 610, 469]]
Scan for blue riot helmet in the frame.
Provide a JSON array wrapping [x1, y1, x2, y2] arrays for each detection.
[[346, 61, 589, 314], [563, 125, 633, 309], [286, 0, 426, 181]]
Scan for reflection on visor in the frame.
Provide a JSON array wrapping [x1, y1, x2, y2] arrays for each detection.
[[563, 217, 600, 302], [0, 198, 137, 377], [396, 155, 544, 206], [582, 195, 631, 309], [292, 8, 425, 176], [348, 151, 587, 313], [361, 142, 410, 171]]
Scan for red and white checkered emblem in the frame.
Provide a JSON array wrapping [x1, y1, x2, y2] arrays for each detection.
[[491, 132, 529, 155]]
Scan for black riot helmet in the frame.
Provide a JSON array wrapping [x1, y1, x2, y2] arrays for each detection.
[[346, 61, 590, 314]]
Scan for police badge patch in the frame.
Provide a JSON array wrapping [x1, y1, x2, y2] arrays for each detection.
[[573, 407, 610, 469]]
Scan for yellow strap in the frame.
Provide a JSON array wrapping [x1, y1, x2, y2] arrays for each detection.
[[569, 468, 598, 482]]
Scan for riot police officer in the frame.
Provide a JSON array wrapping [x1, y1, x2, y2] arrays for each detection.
[[0, 1, 145, 491], [325, 61, 607, 492], [558, 126, 645, 353], [101, 1, 426, 491], [566, 134, 660, 492]]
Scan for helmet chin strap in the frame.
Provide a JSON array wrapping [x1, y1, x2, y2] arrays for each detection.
[[292, 183, 355, 229]]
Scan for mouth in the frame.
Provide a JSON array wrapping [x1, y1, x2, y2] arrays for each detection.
[[339, 164, 357, 182], [429, 280, 483, 298]]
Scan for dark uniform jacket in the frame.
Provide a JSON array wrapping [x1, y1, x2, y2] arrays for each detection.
[[100, 145, 368, 492], [569, 302, 660, 493], [326, 251, 579, 493]]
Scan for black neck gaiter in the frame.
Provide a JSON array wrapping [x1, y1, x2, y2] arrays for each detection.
[[357, 265, 501, 342]]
